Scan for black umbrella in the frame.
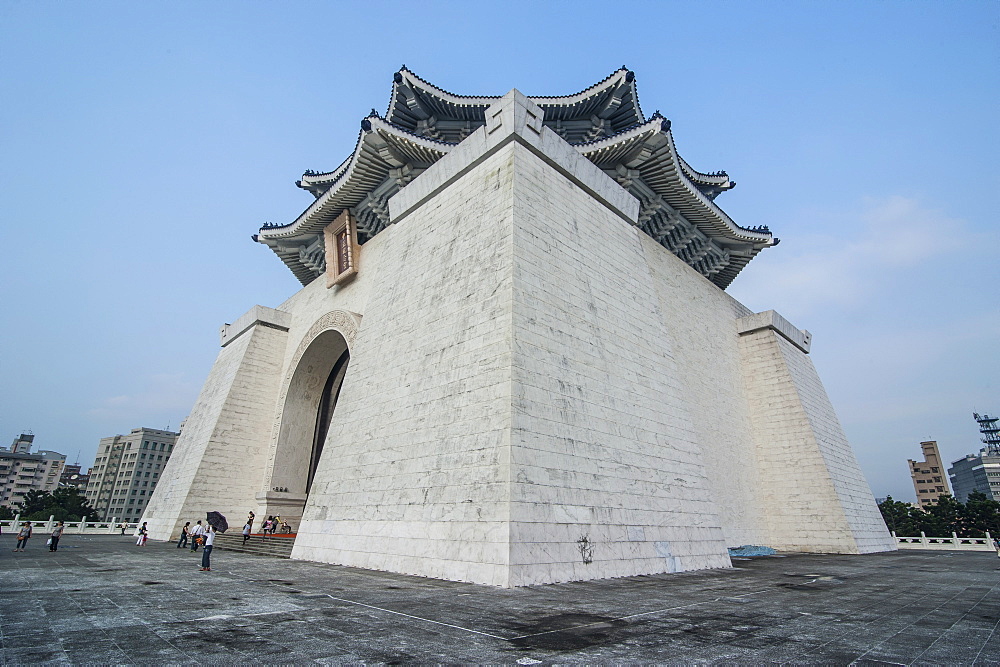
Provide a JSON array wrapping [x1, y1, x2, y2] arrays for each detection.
[[206, 511, 228, 533]]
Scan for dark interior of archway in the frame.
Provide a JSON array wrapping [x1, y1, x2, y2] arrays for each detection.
[[307, 348, 350, 494]]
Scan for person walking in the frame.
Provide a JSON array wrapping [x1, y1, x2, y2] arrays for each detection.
[[177, 522, 190, 549], [120, 522, 129, 536], [242, 521, 251, 546], [49, 521, 65, 552], [13, 521, 32, 551], [136, 522, 148, 546], [200, 526, 216, 571], [190, 520, 205, 552]]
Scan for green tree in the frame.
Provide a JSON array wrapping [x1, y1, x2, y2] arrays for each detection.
[[923, 494, 964, 535], [16, 488, 97, 521], [959, 491, 1000, 537], [0, 505, 13, 520], [880, 492, 1000, 538], [878, 496, 921, 535]]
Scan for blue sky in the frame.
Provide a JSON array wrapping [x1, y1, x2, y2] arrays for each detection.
[[1, 1, 997, 503]]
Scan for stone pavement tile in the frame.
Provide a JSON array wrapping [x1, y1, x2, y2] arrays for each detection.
[[101, 625, 194, 662], [1, 629, 54, 650], [847, 629, 942, 664], [1, 646, 70, 665], [154, 618, 291, 663], [59, 637, 134, 665], [287, 638, 365, 662], [83, 612, 151, 630], [233, 639, 322, 663], [46, 616, 105, 635], [918, 629, 999, 664], [972, 631, 1000, 666]]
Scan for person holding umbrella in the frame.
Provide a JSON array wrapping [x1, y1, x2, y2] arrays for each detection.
[[201, 512, 228, 572], [200, 526, 216, 571]]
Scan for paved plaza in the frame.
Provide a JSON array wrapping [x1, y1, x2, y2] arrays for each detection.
[[1, 533, 998, 665]]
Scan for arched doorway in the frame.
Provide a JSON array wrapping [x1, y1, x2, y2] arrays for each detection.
[[307, 346, 349, 493], [259, 328, 351, 526]]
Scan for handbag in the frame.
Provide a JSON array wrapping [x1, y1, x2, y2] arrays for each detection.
[[46, 538, 52, 545]]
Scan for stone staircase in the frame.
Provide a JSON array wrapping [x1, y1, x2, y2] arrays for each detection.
[[213, 532, 296, 558]]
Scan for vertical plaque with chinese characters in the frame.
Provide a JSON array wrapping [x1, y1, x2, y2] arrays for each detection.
[[323, 211, 359, 287]]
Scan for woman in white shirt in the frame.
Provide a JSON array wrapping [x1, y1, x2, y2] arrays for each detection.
[[200, 527, 216, 571]]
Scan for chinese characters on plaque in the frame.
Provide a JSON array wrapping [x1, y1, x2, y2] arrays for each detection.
[[323, 211, 358, 287]]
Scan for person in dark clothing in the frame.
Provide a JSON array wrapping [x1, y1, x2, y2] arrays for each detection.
[[177, 522, 190, 549], [49, 522, 64, 551]]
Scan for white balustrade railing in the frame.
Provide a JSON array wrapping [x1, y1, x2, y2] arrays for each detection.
[[1, 515, 132, 535], [893, 531, 996, 551]]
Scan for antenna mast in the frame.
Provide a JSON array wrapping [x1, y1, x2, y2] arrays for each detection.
[[974, 412, 1000, 455]]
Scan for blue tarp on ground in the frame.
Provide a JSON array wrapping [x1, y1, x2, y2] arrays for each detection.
[[728, 545, 777, 557]]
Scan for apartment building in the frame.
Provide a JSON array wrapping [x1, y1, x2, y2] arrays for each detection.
[[908, 440, 951, 507], [85, 427, 179, 523], [0, 434, 66, 510]]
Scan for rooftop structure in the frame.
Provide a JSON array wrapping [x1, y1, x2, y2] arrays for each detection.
[[255, 67, 776, 290], [948, 412, 1000, 502], [59, 463, 90, 492], [9, 433, 33, 454], [974, 412, 1000, 455]]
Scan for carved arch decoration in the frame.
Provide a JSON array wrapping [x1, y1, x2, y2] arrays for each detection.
[[263, 310, 362, 482]]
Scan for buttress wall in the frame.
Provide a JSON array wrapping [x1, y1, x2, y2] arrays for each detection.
[[738, 324, 894, 553], [143, 316, 287, 541]]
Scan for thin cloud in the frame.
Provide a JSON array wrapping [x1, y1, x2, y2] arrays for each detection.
[[86, 372, 198, 424], [730, 196, 968, 315]]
